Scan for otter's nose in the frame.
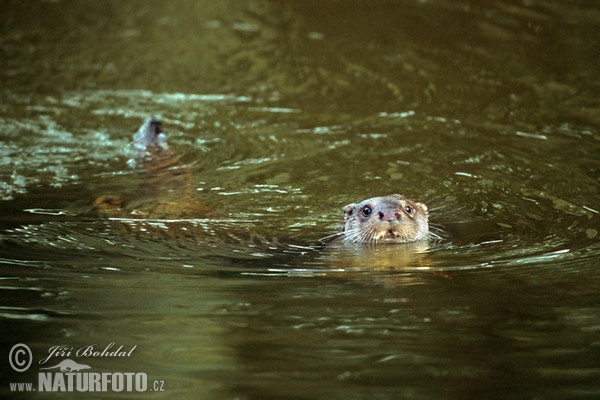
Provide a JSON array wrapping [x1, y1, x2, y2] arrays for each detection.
[[378, 210, 401, 221]]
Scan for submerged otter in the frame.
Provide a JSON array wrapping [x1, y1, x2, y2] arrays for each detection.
[[93, 118, 211, 221], [339, 194, 429, 244]]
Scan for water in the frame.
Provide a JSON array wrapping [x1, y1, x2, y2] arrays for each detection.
[[1, 1, 599, 398]]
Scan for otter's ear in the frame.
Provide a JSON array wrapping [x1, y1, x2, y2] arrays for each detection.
[[416, 202, 428, 213], [343, 204, 355, 220]]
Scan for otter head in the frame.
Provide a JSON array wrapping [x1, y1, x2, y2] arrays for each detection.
[[342, 194, 429, 244], [128, 118, 179, 169], [133, 118, 166, 147]]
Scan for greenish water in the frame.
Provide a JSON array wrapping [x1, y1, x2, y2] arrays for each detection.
[[1, 1, 599, 399]]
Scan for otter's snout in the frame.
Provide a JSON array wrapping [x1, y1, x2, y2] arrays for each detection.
[[377, 210, 401, 222]]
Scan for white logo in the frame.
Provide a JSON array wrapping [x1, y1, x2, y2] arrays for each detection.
[[9, 343, 32, 372], [7, 342, 164, 393], [39, 359, 91, 372]]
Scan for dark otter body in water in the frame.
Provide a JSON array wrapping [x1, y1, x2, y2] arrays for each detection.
[[90, 120, 290, 255], [93, 118, 214, 241]]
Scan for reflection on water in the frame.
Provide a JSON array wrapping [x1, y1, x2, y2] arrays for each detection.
[[1, 0, 600, 398]]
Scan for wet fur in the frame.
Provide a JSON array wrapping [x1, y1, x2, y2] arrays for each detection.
[[341, 194, 430, 244]]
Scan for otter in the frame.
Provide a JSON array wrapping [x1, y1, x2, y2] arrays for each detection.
[[93, 118, 211, 223], [339, 194, 429, 244], [126, 117, 180, 170], [315, 195, 433, 273], [91, 118, 289, 253]]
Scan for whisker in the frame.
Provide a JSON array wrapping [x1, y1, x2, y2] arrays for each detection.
[[341, 227, 362, 243], [427, 231, 443, 241], [427, 225, 446, 241], [428, 222, 445, 231], [319, 231, 345, 243], [367, 227, 379, 246]]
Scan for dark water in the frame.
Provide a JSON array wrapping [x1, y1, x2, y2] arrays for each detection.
[[1, 1, 599, 399]]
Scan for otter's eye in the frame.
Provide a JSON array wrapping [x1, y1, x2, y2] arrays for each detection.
[[362, 206, 372, 217], [404, 205, 413, 214]]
